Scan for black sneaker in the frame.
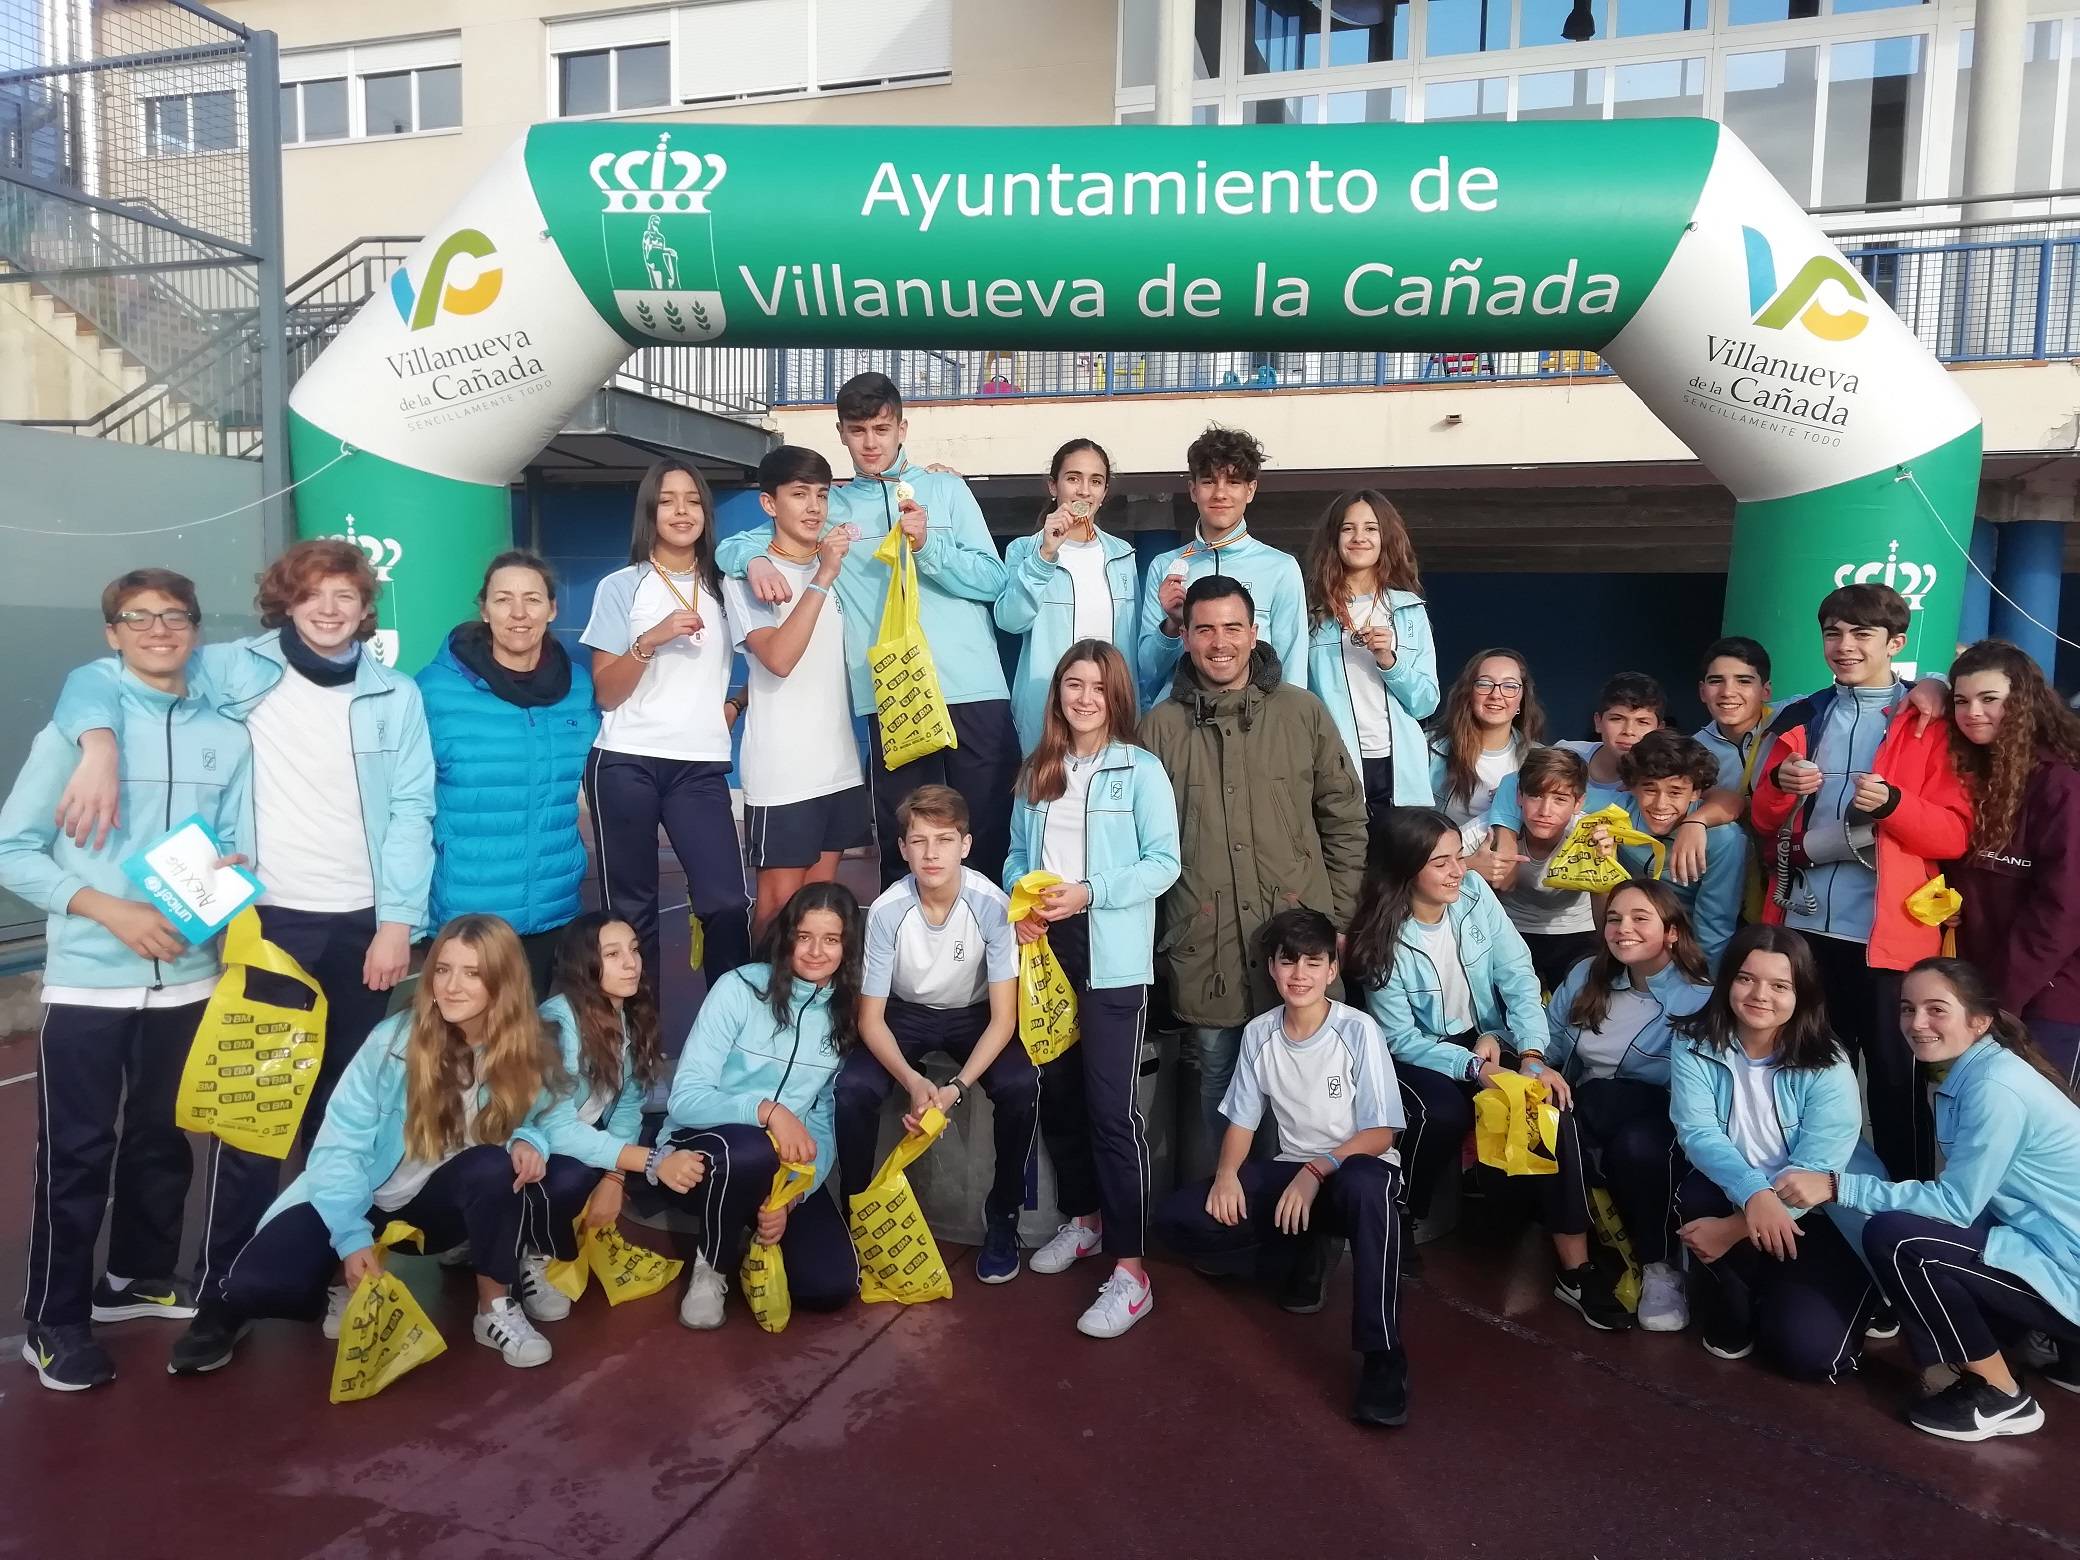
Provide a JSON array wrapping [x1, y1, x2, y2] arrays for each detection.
[[1553, 1263, 1634, 1332], [22, 1323, 114, 1392], [2043, 1344, 2080, 1396], [1863, 1303, 1901, 1341], [167, 1310, 247, 1376], [91, 1275, 197, 1323], [1907, 1375, 2046, 1441], [1279, 1235, 1339, 1315], [1353, 1348, 1409, 1428]]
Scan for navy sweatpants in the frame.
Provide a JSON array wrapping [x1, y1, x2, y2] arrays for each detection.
[[25, 1000, 200, 1326], [1806, 935, 1926, 1181], [657, 1122, 856, 1308], [218, 1145, 531, 1322], [532, 1155, 607, 1262], [1395, 1060, 1475, 1220], [585, 749, 751, 997], [1675, 1170, 1877, 1382], [1039, 913, 1153, 1260], [1863, 1210, 2080, 1367], [1156, 1155, 1405, 1354], [833, 997, 1039, 1232], [867, 698, 1020, 889], [194, 905, 392, 1308], [1547, 1077, 1685, 1266]]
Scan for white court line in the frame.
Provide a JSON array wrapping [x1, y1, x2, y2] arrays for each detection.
[[0, 1072, 37, 1088]]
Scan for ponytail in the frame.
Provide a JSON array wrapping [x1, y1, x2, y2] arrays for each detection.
[[1908, 957, 2080, 1103]]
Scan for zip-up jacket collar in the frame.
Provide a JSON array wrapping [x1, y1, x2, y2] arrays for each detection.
[[1166, 642, 1283, 722]]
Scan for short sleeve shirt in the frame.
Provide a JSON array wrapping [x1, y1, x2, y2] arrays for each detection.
[[1221, 1001, 1406, 1162], [581, 564, 732, 762], [862, 869, 1018, 1009]]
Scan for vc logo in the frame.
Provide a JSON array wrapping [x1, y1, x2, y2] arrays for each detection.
[[1742, 226, 1868, 342], [390, 229, 502, 331]]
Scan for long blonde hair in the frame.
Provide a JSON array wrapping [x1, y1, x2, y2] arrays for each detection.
[[403, 915, 564, 1162]]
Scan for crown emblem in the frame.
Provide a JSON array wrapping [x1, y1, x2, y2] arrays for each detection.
[[590, 134, 727, 215], [1834, 539, 1937, 610]]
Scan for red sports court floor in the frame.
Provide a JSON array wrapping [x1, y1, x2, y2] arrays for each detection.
[[3, 867, 2077, 1558]]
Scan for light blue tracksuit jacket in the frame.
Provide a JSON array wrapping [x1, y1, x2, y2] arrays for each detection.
[[1305, 588, 1438, 805], [1363, 873, 1549, 1080], [1135, 525, 1308, 705], [993, 527, 1142, 752]]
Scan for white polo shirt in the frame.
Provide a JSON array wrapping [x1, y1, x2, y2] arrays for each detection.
[[582, 563, 732, 762], [725, 558, 862, 807], [862, 870, 1018, 1010]]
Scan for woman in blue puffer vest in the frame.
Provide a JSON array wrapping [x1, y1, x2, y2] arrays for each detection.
[[417, 551, 600, 993]]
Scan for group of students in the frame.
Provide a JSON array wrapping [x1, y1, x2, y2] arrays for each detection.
[[5, 370, 2078, 1446]]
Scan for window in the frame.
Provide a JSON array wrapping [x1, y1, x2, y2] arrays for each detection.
[[1426, 0, 1510, 56], [1519, 0, 1606, 48], [280, 77, 348, 144], [1615, 0, 1705, 38], [1613, 56, 1704, 118], [144, 91, 237, 156], [1424, 75, 1509, 120], [281, 36, 462, 143], [1243, 0, 1408, 73], [1118, 103, 1222, 123], [1326, 86, 1407, 121], [1819, 34, 1925, 205], [558, 43, 669, 116], [1722, 46, 1820, 201], [1951, 23, 2060, 195], [1517, 66, 1605, 118]]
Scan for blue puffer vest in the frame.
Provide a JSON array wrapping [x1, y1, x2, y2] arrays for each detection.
[[416, 625, 599, 934]]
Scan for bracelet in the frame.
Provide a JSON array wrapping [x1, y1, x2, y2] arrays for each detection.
[[604, 1170, 626, 1184], [631, 639, 655, 663], [1304, 1161, 1328, 1184], [802, 581, 830, 597], [642, 1142, 670, 1187], [757, 1100, 774, 1128], [945, 1078, 966, 1107]]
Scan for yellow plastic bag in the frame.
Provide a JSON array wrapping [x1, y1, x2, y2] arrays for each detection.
[[330, 1222, 446, 1403], [176, 908, 327, 1158], [869, 527, 958, 770], [1473, 1070, 1561, 1177], [1540, 804, 1667, 894], [741, 1156, 818, 1334], [1588, 1187, 1642, 1313], [849, 1107, 954, 1304], [585, 1220, 684, 1304], [1907, 874, 1962, 958], [1006, 872, 1080, 1065], [542, 1216, 591, 1303]]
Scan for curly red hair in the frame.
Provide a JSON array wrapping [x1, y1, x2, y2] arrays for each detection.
[[1949, 640, 2080, 852], [256, 539, 378, 640]]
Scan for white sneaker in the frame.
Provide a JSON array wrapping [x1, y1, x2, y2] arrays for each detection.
[[436, 1243, 472, 1270], [1030, 1221, 1103, 1275], [321, 1283, 351, 1341], [1075, 1266, 1153, 1339], [516, 1254, 572, 1323], [472, 1296, 553, 1368], [1637, 1262, 1689, 1333], [678, 1254, 727, 1331]]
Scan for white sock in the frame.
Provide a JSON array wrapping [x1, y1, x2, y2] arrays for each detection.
[[104, 1274, 133, 1292]]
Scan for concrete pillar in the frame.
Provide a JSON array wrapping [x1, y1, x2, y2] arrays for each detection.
[[1963, 0, 2026, 217], [1988, 519, 2065, 673], [1154, 0, 1195, 125], [1956, 518, 1998, 646]]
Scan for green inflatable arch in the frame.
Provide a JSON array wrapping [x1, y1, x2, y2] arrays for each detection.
[[286, 121, 1980, 690]]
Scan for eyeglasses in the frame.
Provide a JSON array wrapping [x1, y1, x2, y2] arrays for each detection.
[[110, 609, 198, 631], [1472, 678, 1524, 696]]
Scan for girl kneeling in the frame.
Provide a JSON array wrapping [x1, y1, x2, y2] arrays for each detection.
[[175, 915, 568, 1375], [649, 884, 863, 1330], [1778, 958, 2080, 1441], [1542, 882, 1713, 1333], [1668, 924, 1884, 1382], [520, 913, 674, 1323]]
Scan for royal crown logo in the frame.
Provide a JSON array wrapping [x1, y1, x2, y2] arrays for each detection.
[[590, 134, 728, 215], [1834, 539, 1937, 610]]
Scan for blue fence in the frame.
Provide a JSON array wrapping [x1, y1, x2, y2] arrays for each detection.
[[749, 218, 2080, 406]]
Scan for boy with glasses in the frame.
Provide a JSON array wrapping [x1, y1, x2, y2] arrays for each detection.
[[0, 570, 252, 1391]]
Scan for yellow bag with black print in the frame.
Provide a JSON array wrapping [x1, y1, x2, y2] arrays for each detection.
[[869, 527, 957, 769], [176, 908, 327, 1158], [1473, 1070, 1561, 1178], [849, 1108, 954, 1304], [1588, 1188, 1642, 1313], [1540, 804, 1667, 895], [741, 1156, 819, 1334], [329, 1222, 445, 1404], [1007, 872, 1080, 1065], [585, 1220, 683, 1304], [543, 1215, 592, 1303], [1907, 874, 1962, 958]]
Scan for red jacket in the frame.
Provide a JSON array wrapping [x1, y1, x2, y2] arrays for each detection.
[[1750, 693, 1972, 971]]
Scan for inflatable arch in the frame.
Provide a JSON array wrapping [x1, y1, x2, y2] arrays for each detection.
[[287, 121, 1980, 688]]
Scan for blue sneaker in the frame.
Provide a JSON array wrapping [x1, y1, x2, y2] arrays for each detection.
[[976, 1222, 1021, 1285]]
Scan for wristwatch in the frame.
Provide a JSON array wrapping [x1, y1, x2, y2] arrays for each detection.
[[642, 1142, 671, 1186]]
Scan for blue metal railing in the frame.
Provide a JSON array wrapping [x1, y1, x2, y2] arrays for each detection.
[[761, 223, 2080, 406]]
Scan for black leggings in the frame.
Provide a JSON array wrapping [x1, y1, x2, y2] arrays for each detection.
[[1550, 1078, 1685, 1265], [219, 1145, 530, 1322]]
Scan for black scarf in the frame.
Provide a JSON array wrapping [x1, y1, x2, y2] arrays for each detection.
[[449, 621, 572, 709], [278, 617, 360, 687]]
